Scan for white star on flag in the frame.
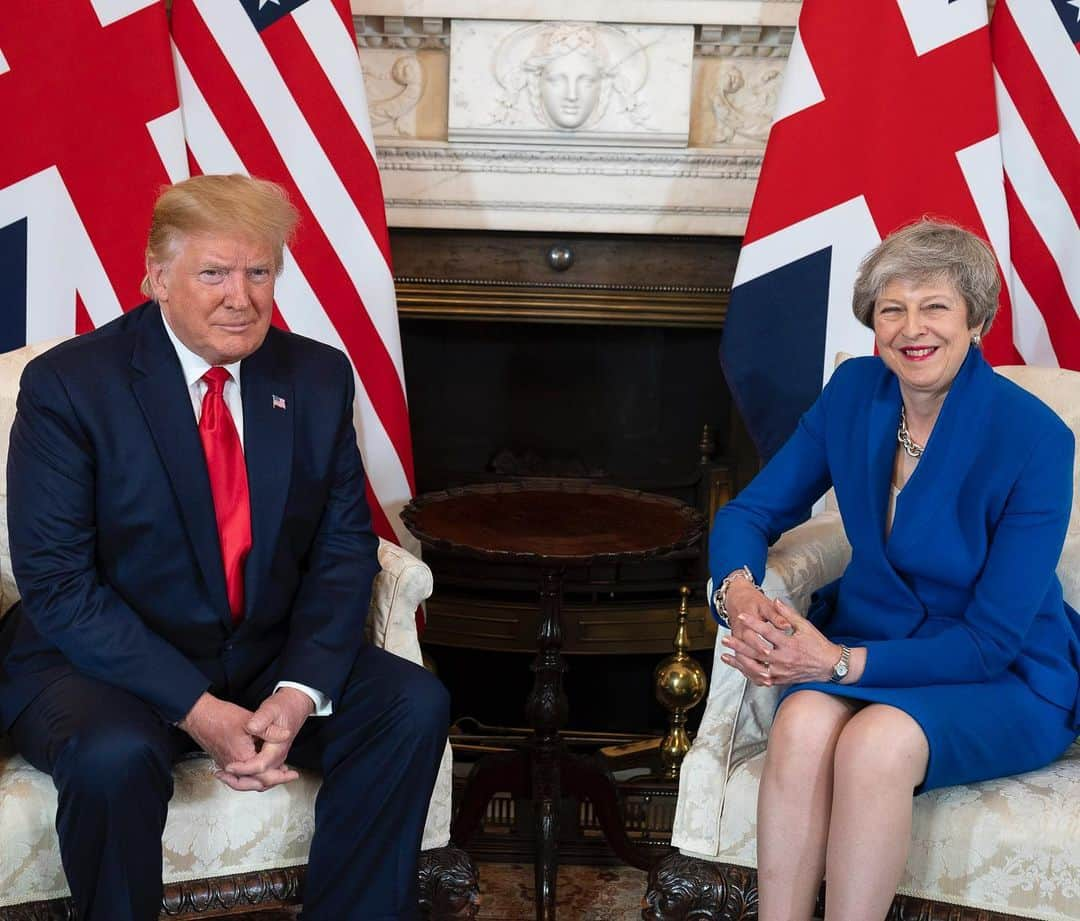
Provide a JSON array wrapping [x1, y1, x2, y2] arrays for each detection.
[[1069, 0, 1080, 23], [258, 0, 281, 9]]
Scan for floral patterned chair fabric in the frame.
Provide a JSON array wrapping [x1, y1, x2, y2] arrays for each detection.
[[0, 341, 461, 916], [665, 364, 1080, 921]]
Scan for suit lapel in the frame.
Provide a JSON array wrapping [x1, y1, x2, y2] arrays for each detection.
[[130, 304, 232, 623], [865, 369, 900, 554], [890, 347, 994, 552], [240, 333, 294, 623]]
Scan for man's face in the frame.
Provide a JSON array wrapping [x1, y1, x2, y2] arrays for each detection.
[[147, 233, 276, 366]]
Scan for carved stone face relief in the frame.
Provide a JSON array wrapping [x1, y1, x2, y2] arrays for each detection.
[[538, 47, 603, 129], [449, 19, 693, 147]]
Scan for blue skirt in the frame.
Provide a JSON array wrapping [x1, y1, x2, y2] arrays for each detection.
[[779, 671, 1076, 793]]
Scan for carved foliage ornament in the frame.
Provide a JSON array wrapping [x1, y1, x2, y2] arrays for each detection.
[[363, 53, 425, 136], [711, 62, 782, 146]]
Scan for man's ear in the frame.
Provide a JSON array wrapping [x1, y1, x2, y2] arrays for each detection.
[[146, 260, 168, 302]]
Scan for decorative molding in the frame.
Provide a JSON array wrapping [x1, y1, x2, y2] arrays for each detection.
[[387, 198, 748, 218], [354, 15, 450, 49], [353, 2, 803, 23], [377, 143, 762, 180], [696, 24, 795, 57], [448, 20, 694, 147], [394, 281, 728, 328]]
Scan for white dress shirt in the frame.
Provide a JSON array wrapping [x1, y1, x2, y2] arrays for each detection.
[[161, 315, 331, 716]]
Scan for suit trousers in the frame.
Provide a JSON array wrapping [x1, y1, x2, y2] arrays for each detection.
[[9, 643, 450, 921]]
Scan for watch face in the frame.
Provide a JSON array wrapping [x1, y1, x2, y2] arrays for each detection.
[[835, 661, 849, 677]]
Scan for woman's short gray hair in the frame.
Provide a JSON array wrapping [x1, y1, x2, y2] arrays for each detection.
[[852, 219, 1001, 335]]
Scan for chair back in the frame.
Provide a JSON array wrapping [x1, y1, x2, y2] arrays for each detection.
[[995, 366, 1080, 610], [0, 340, 66, 619]]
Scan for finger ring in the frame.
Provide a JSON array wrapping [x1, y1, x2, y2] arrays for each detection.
[[763, 661, 771, 674]]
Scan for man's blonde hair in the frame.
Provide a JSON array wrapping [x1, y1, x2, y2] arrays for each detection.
[[140, 174, 299, 297]]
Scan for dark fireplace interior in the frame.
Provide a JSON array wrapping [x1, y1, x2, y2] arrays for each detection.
[[393, 229, 749, 739], [403, 319, 730, 498]]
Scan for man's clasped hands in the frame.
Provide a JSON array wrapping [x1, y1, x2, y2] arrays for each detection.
[[178, 687, 315, 791]]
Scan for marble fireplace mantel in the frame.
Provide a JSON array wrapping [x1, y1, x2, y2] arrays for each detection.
[[351, 1, 801, 235]]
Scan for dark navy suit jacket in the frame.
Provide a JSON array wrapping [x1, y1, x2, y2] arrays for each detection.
[[710, 347, 1080, 730], [0, 301, 381, 730]]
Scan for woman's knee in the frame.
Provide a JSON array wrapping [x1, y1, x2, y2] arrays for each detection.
[[768, 691, 859, 758], [832, 705, 929, 791]]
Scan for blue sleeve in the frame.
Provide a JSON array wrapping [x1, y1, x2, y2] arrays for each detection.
[[859, 421, 1074, 687], [276, 352, 381, 708], [7, 359, 211, 723], [708, 370, 835, 604]]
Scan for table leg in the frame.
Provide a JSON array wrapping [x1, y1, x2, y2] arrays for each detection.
[[525, 567, 569, 921]]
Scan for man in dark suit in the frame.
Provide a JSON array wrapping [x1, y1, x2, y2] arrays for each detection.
[[0, 174, 448, 921]]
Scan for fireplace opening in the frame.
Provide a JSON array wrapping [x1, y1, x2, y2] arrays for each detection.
[[393, 228, 748, 743], [402, 319, 730, 499]]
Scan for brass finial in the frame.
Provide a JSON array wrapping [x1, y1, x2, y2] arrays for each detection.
[[653, 586, 708, 780]]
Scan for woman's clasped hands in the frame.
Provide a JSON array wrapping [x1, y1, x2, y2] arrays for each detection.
[[719, 581, 845, 687]]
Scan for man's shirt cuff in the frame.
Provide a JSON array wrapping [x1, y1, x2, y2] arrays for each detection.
[[274, 681, 332, 716]]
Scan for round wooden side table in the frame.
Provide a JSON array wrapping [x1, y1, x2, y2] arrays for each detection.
[[402, 480, 705, 921]]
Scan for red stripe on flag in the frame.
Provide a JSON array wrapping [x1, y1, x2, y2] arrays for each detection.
[[992, 2, 1080, 224], [172, 5, 415, 485], [1004, 176, 1080, 368], [259, 14, 393, 268]]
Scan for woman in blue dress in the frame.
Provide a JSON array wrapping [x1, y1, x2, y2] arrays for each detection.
[[711, 220, 1080, 921]]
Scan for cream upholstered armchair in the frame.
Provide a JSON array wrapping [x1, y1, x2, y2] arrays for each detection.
[[0, 342, 480, 920], [645, 364, 1080, 921]]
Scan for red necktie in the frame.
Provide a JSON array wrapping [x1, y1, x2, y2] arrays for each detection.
[[199, 367, 252, 624]]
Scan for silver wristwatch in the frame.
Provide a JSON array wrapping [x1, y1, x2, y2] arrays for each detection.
[[829, 645, 851, 683]]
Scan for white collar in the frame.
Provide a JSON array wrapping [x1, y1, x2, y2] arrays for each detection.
[[160, 309, 243, 390]]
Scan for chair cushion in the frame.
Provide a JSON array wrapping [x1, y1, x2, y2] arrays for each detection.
[[680, 740, 1080, 921], [0, 743, 321, 907]]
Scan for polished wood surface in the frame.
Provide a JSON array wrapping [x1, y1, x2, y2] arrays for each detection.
[[403, 481, 703, 562]]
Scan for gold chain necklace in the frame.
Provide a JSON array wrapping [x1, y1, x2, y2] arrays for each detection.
[[897, 405, 924, 458]]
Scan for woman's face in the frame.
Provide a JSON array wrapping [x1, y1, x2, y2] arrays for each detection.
[[873, 276, 977, 403], [540, 49, 602, 129]]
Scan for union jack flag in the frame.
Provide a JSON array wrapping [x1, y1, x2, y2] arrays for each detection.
[[0, 0, 418, 558], [722, 0, 1080, 460], [0, 1, 180, 347]]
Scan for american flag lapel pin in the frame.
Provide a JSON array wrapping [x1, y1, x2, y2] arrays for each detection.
[[272, 394, 287, 411]]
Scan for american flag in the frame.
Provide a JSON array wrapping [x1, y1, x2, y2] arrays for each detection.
[[721, 0, 1080, 461], [0, 0, 418, 556], [171, 0, 417, 553]]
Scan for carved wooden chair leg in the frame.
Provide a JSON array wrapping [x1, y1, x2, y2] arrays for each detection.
[[417, 845, 481, 921], [642, 853, 758, 921]]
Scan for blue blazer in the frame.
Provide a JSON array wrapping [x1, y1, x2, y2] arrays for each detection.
[[710, 347, 1080, 730], [0, 302, 381, 730]]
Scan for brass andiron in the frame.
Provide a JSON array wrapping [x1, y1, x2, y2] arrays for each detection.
[[653, 586, 708, 780]]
